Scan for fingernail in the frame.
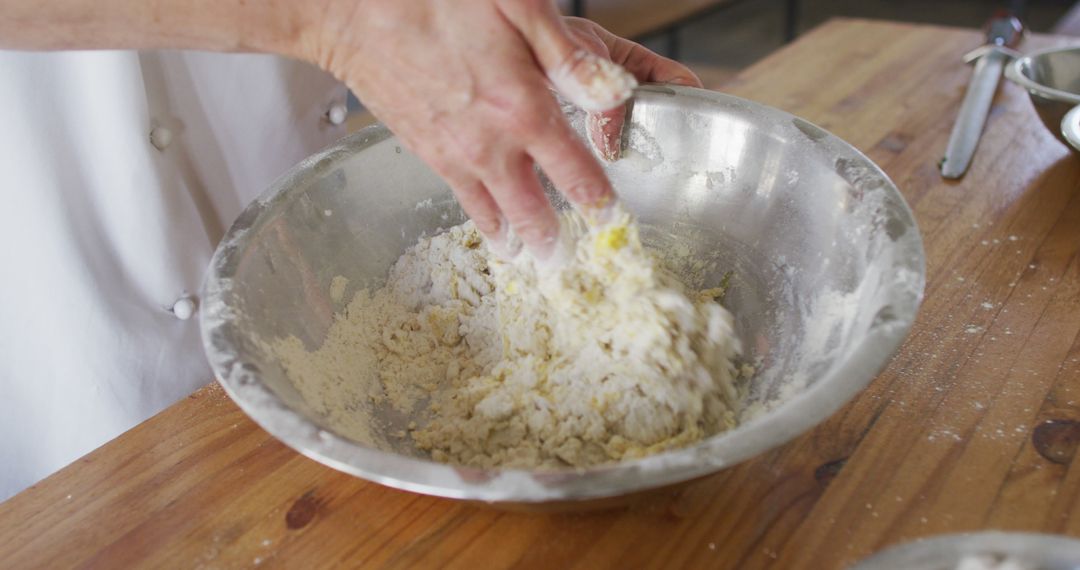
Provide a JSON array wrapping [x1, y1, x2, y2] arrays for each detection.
[[579, 196, 619, 226], [525, 230, 559, 262], [665, 76, 699, 87], [516, 216, 574, 269], [577, 183, 614, 208], [549, 50, 637, 113], [485, 216, 523, 261], [532, 230, 574, 271], [487, 233, 523, 261], [588, 113, 622, 161]]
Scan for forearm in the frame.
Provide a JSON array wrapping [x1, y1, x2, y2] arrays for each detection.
[[0, 0, 309, 56]]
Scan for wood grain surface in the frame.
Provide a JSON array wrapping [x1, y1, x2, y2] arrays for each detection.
[[4, 19, 1080, 569]]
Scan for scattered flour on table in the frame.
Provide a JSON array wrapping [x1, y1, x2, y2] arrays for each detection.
[[270, 209, 743, 469]]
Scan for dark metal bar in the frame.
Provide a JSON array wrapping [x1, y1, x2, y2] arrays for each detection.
[[630, 0, 757, 45], [571, 0, 586, 18], [665, 27, 681, 61], [1008, 0, 1026, 20], [784, 0, 800, 43]]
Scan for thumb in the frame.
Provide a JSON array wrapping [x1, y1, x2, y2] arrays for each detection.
[[497, 0, 637, 112], [564, 24, 627, 162]]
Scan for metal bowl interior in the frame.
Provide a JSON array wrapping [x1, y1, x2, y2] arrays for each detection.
[[1007, 46, 1080, 149], [201, 85, 925, 504], [851, 532, 1080, 570]]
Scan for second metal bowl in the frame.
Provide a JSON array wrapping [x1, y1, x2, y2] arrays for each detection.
[[1006, 45, 1080, 150], [853, 532, 1080, 570]]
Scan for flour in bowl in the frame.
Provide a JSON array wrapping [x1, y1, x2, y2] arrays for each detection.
[[272, 208, 743, 469]]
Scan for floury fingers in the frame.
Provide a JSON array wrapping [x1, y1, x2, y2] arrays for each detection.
[[548, 49, 638, 113]]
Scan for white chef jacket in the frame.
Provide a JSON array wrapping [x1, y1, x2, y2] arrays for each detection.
[[0, 50, 348, 500]]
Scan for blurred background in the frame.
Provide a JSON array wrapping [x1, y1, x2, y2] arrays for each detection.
[[560, 0, 1076, 87], [349, 0, 1078, 126]]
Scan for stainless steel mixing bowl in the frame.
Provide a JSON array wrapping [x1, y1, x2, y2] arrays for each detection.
[[852, 532, 1080, 569], [1006, 46, 1080, 151], [201, 85, 925, 506]]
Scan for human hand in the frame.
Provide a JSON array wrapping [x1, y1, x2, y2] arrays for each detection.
[[562, 17, 703, 162], [298, 1, 701, 259]]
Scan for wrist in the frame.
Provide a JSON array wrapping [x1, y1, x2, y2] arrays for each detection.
[[232, 0, 313, 57], [270, 0, 369, 74]]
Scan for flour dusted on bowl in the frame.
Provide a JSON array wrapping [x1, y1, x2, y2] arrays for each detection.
[[954, 554, 1034, 570], [272, 208, 743, 469]]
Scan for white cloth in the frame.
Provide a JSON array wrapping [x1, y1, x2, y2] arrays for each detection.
[[0, 50, 347, 500]]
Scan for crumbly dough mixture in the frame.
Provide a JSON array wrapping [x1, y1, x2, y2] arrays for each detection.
[[273, 210, 742, 469]]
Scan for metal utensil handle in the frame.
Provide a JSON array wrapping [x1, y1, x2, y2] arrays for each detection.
[[941, 50, 1008, 179], [986, 11, 1024, 47]]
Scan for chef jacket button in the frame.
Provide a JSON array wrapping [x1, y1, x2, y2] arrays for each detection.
[[171, 296, 197, 320], [327, 103, 347, 126], [150, 126, 173, 150]]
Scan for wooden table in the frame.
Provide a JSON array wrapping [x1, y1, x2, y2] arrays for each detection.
[[3, 19, 1080, 569]]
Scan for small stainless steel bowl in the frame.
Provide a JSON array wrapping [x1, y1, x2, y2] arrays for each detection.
[[201, 85, 925, 507], [1006, 45, 1080, 151], [852, 532, 1080, 569]]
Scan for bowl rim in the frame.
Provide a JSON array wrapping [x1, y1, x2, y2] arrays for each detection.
[[850, 531, 1080, 569], [200, 85, 927, 503], [1006, 45, 1080, 104]]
